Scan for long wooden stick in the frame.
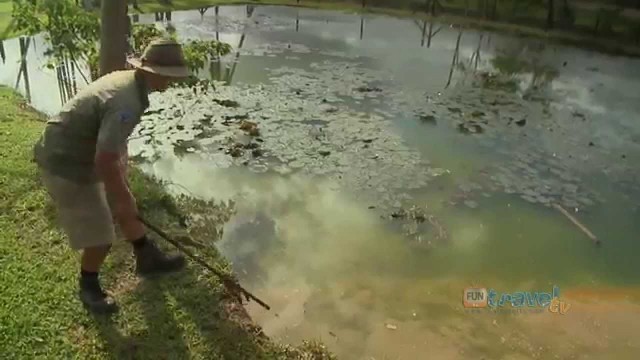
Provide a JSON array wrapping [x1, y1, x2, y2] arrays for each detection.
[[138, 216, 271, 310], [553, 204, 601, 246]]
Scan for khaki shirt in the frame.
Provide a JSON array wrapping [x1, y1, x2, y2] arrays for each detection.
[[34, 70, 149, 184]]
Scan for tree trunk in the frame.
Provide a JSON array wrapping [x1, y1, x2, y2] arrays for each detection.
[[99, 0, 128, 77], [0, 40, 5, 64], [547, 0, 555, 29], [491, 0, 498, 19]]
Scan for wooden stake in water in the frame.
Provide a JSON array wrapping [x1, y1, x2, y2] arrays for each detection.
[[553, 204, 601, 246]]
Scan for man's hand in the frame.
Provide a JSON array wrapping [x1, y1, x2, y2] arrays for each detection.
[[95, 150, 145, 240]]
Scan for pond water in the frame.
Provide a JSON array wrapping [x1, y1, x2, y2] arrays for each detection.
[[2, 5, 640, 359]]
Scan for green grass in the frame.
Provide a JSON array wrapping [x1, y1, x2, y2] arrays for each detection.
[[0, 0, 16, 38], [0, 86, 334, 359]]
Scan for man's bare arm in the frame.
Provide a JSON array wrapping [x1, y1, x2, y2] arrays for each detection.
[[95, 150, 144, 240]]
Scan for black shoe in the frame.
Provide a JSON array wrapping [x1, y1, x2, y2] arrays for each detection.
[[79, 280, 118, 314], [134, 239, 186, 276]]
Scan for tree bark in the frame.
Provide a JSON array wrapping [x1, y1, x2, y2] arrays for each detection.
[[0, 40, 5, 64], [547, 0, 555, 29], [99, 0, 128, 76], [491, 0, 498, 19]]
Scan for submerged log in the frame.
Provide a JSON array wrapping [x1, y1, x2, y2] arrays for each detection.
[[553, 203, 600, 246]]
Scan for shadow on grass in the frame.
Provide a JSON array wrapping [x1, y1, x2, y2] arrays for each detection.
[[88, 244, 269, 360], [39, 208, 269, 359]]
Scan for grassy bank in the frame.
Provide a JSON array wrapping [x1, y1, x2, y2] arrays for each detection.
[[0, 86, 332, 359]]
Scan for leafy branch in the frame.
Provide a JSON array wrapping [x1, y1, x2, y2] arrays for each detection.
[[182, 39, 232, 72], [12, 1, 232, 83], [131, 25, 232, 91], [12, 0, 99, 72]]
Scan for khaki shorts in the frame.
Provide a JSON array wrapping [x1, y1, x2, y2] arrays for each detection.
[[40, 169, 116, 250]]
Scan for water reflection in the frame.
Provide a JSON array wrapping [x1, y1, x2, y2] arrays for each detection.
[[16, 37, 32, 102], [56, 55, 81, 104], [470, 33, 483, 70], [209, 5, 256, 84], [154, 11, 172, 22], [415, 19, 443, 48], [198, 7, 210, 18], [1, 5, 486, 109], [446, 30, 463, 87], [0, 34, 89, 114]]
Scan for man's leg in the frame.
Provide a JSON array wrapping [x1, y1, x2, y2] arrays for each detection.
[[81, 245, 112, 272], [41, 169, 118, 314], [78, 245, 117, 313]]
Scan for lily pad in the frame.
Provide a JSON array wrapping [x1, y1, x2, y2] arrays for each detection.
[[464, 200, 479, 209], [418, 114, 437, 125]]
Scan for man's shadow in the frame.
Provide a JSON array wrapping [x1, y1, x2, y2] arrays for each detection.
[[87, 239, 269, 360], [40, 176, 273, 359]]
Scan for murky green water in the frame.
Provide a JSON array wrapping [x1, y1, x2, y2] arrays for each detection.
[[2, 5, 640, 359]]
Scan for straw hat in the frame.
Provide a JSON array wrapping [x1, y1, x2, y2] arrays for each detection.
[[127, 38, 190, 78]]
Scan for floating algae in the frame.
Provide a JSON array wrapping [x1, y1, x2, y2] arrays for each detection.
[[130, 64, 437, 213], [128, 50, 627, 217]]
